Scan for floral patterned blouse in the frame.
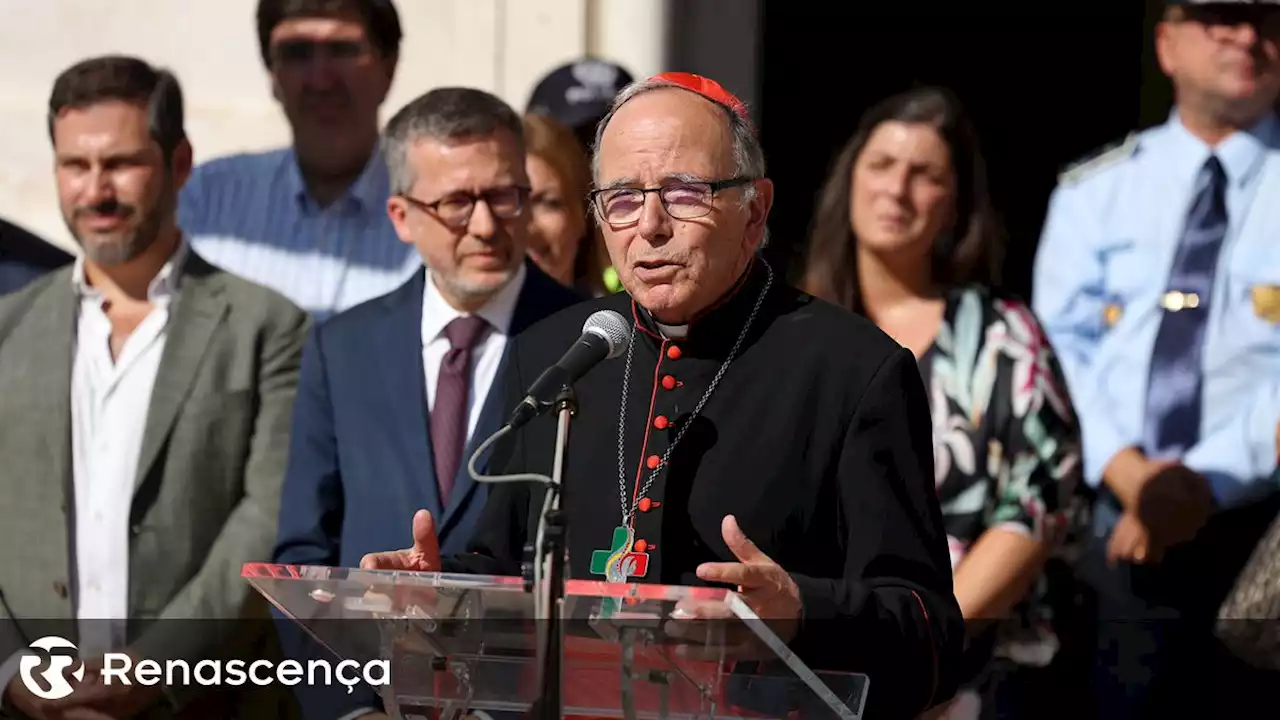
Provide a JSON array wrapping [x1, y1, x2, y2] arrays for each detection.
[[919, 284, 1085, 668]]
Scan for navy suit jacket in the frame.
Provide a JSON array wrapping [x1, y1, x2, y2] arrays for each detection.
[[0, 220, 72, 297], [272, 260, 581, 719]]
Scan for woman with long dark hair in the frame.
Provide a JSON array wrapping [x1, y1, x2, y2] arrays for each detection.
[[802, 86, 1084, 718]]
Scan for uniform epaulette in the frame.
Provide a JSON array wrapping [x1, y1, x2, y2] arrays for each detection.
[[1057, 132, 1139, 185]]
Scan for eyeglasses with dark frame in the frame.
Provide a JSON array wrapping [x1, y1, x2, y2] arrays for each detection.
[[398, 186, 531, 228], [589, 176, 756, 227]]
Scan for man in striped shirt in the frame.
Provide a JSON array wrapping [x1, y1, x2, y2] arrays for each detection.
[[179, 0, 418, 322]]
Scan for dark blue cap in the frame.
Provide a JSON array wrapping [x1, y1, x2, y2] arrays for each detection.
[[526, 59, 635, 132]]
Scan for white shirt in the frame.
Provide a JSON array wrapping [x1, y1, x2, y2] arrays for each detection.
[[420, 263, 526, 441], [70, 243, 184, 656], [0, 244, 184, 704]]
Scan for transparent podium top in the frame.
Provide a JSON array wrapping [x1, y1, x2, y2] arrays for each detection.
[[243, 563, 868, 720]]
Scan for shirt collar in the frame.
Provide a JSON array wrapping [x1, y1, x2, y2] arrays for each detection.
[[72, 236, 189, 302], [421, 261, 528, 344], [1164, 108, 1279, 190], [655, 322, 689, 339], [285, 141, 389, 214]]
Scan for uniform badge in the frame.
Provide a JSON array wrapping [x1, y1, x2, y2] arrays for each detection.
[[1103, 303, 1123, 327], [1252, 284, 1280, 323]]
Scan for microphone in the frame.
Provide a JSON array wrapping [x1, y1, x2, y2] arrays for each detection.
[[506, 309, 631, 430]]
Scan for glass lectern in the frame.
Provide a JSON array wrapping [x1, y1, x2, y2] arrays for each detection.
[[243, 562, 868, 719]]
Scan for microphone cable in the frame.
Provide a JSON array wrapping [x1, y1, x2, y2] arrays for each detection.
[[466, 424, 557, 617], [465, 424, 554, 489]]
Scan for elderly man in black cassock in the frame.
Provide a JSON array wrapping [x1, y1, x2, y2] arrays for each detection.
[[362, 72, 964, 719]]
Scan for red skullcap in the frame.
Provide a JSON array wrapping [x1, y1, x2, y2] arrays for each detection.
[[649, 72, 753, 131]]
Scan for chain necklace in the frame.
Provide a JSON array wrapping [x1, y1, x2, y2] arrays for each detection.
[[614, 259, 774, 536]]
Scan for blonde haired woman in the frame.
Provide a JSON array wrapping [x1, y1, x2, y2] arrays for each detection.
[[522, 113, 616, 296]]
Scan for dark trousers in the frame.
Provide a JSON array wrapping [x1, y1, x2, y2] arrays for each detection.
[[1077, 490, 1280, 719]]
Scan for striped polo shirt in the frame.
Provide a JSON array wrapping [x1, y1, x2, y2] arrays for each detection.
[[177, 145, 421, 322]]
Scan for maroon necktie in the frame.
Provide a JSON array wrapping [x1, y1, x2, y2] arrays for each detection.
[[431, 315, 490, 506]]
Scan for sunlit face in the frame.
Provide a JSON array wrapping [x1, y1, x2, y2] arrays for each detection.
[[387, 130, 530, 309], [526, 154, 586, 286], [1157, 6, 1280, 120], [850, 120, 956, 266], [594, 89, 772, 324], [268, 8, 394, 173], [53, 99, 190, 266]]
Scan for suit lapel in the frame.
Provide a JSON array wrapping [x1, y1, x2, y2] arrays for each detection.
[[36, 279, 76, 491], [508, 259, 558, 336], [379, 269, 443, 520], [134, 254, 227, 494]]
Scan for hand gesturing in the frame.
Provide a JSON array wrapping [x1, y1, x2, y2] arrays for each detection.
[[360, 509, 442, 572], [661, 515, 803, 659]]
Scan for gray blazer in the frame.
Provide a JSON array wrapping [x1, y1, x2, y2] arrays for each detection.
[[0, 251, 308, 718]]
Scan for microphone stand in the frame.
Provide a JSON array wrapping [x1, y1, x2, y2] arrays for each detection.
[[528, 384, 574, 720]]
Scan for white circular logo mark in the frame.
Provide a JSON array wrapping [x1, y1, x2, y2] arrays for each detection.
[[20, 636, 84, 700]]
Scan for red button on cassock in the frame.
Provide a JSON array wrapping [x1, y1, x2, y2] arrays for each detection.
[[666, 345, 682, 360], [633, 539, 648, 553], [638, 497, 653, 512], [661, 375, 677, 390], [653, 415, 669, 430], [646, 455, 661, 470]]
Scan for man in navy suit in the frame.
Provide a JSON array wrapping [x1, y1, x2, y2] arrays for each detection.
[[271, 87, 581, 720], [0, 218, 72, 297]]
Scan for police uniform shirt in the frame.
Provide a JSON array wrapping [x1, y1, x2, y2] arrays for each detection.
[[443, 256, 965, 720], [1033, 110, 1280, 508]]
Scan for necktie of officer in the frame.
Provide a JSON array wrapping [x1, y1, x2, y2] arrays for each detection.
[[1143, 154, 1228, 458], [431, 315, 490, 506]]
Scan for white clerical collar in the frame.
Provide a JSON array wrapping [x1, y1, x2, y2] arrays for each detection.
[[656, 322, 689, 339], [421, 261, 526, 343]]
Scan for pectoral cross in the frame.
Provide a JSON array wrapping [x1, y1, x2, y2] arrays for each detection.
[[590, 526, 649, 580]]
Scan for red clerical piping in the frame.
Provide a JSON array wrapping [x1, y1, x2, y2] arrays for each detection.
[[910, 589, 939, 714]]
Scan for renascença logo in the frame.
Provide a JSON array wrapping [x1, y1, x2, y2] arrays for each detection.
[[20, 636, 85, 700], [20, 637, 390, 696]]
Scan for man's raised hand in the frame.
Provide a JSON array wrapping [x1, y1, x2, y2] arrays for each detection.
[[360, 509, 442, 571], [694, 515, 803, 642]]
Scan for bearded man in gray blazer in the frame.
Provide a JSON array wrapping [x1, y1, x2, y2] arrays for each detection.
[[0, 56, 307, 719]]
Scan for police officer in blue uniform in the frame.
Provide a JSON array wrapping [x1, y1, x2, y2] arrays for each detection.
[[1033, 1, 1280, 716]]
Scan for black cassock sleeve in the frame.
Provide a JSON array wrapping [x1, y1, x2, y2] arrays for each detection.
[[441, 337, 533, 576], [786, 346, 965, 720]]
